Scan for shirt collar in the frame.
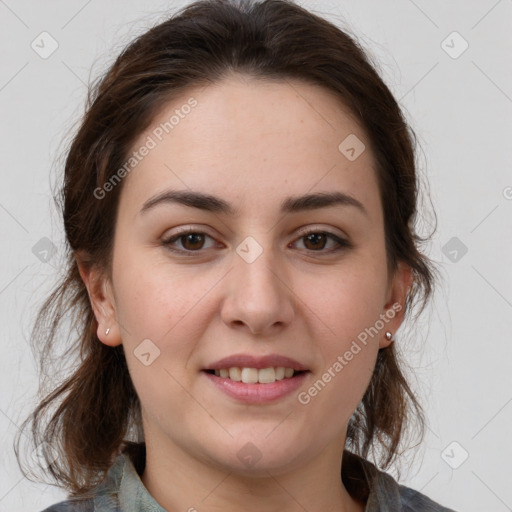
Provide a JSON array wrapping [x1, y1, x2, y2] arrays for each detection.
[[116, 452, 167, 512]]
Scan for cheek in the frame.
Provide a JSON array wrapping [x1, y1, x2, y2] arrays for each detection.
[[295, 256, 387, 409], [110, 248, 219, 406], [112, 247, 217, 341], [303, 257, 389, 346], [296, 276, 382, 435], [115, 274, 207, 430]]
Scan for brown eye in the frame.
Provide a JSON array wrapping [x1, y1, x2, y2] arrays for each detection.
[[303, 232, 327, 250], [293, 230, 350, 253], [163, 230, 217, 253], [180, 233, 205, 250]]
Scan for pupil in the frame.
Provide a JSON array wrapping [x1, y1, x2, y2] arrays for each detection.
[[184, 233, 204, 250], [305, 233, 326, 250]]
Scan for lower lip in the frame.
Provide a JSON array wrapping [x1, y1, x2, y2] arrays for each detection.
[[202, 371, 309, 404]]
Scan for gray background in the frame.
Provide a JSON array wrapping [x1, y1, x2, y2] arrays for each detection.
[[1, 1, 511, 511]]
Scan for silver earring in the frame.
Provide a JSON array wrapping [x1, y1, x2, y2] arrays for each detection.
[[105, 328, 111, 335], [385, 331, 392, 341]]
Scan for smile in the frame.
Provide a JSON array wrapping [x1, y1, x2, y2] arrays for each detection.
[[207, 366, 299, 384], [202, 369, 309, 404]]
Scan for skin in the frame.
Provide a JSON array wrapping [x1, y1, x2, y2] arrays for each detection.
[[79, 74, 411, 512]]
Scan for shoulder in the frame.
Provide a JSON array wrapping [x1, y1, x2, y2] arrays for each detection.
[[39, 452, 128, 512], [342, 451, 457, 512], [40, 493, 121, 512], [40, 491, 121, 512], [397, 483, 457, 512], [369, 465, 458, 511], [40, 500, 95, 512]]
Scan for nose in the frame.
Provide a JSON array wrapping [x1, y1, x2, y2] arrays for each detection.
[[220, 243, 295, 336]]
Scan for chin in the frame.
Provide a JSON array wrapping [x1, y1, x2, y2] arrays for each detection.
[[198, 433, 310, 477]]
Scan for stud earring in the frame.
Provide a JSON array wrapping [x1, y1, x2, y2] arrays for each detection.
[[105, 328, 111, 335], [385, 331, 392, 341]]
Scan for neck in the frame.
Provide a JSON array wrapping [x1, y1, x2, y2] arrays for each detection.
[[140, 436, 365, 512]]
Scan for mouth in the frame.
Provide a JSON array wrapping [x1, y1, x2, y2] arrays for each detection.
[[203, 367, 307, 384], [202, 369, 309, 403], [203, 353, 309, 383], [201, 354, 311, 405], [202, 354, 310, 403]]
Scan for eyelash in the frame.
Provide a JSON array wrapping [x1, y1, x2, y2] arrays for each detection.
[[161, 227, 351, 255]]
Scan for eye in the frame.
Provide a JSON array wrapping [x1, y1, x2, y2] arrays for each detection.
[[162, 227, 351, 255], [292, 229, 350, 253], [162, 229, 218, 253]]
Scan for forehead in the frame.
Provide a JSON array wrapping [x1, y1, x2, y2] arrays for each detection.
[[120, 74, 381, 220]]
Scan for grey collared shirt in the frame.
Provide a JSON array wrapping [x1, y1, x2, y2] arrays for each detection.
[[41, 451, 457, 511]]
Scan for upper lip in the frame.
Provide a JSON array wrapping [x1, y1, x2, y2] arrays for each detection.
[[204, 354, 309, 371]]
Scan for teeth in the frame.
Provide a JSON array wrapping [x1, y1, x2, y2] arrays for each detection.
[[258, 367, 275, 384], [212, 366, 297, 383], [275, 366, 285, 380], [228, 367, 242, 381], [241, 367, 259, 383]]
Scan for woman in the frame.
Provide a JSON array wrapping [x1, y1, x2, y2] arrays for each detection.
[[16, 0, 456, 510]]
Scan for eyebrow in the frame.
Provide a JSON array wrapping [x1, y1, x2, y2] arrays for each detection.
[[140, 190, 368, 217]]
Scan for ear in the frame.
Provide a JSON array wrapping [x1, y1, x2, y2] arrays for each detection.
[[76, 251, 122, 347], [379, 261, 412, 349]]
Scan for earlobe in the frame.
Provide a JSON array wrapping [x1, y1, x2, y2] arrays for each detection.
[[379, 262, 412, 348], [75, 252, 122, 347]]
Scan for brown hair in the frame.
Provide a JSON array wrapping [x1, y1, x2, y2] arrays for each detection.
[[16, 0, 437, 497]]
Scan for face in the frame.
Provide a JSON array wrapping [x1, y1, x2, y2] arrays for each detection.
[[84, 74, 410, 476]]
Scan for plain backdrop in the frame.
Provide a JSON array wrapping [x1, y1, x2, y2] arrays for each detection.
[[1, 1, 511, 511]]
